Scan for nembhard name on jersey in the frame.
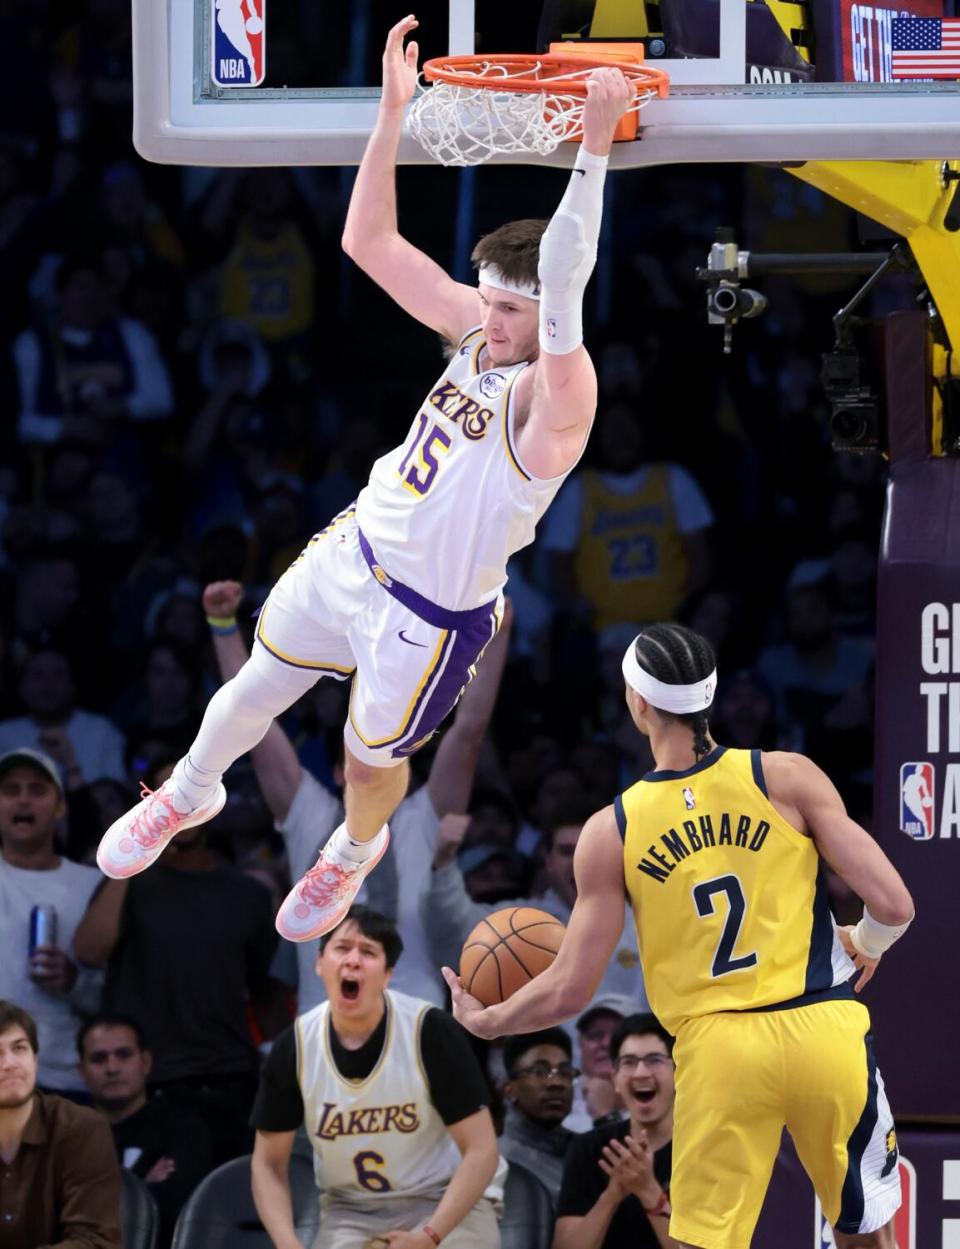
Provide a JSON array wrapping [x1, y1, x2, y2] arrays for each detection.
[[637, 813, 770, 883], [426, 380, 496, 440], [315, 1101, 421, 1140]]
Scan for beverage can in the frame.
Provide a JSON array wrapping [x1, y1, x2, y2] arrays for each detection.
[[29, 905, 58, 954]]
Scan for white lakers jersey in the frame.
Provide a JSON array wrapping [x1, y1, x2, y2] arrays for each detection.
[[355, 328, 572, 611], [297, 991, 499, 1203]]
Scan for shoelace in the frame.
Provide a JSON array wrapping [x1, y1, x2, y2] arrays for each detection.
[[298, 857, 360, 908], [129, 782, 184, 850]]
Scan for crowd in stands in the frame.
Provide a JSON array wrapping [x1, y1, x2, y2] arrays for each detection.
[[0, 1, 898, 1245]]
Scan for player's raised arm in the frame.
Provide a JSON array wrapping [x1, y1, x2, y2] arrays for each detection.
[[341, 15, 478, 343], [516, 69, 634, 481], [765, 751, 915, 990], [442, 805, 627, 1038]]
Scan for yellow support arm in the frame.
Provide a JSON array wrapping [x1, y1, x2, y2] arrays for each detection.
[[790, 160, 960, 454], [787, 160, 960, 355]]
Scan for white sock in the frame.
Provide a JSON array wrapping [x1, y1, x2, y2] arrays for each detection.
[[326, 824, 383, 865], [169, 755, 221, 814]]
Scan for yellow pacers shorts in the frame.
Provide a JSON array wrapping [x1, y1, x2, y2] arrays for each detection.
[[669, 996, 901, 1249]]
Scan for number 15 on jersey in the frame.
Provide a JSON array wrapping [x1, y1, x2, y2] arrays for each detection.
[[398, 413, 452, 497]]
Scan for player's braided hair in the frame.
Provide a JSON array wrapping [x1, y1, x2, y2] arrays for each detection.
[[632, 623, 716, 761]]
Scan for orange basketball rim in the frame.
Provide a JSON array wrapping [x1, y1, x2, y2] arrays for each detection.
[[408, 43, 669, 166]]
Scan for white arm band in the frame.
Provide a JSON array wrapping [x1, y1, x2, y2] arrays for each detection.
[[537, 147, 609, 356], [848, 906, 912, 959]]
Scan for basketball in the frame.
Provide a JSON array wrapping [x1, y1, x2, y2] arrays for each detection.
[[459, 907, 566, 1007]]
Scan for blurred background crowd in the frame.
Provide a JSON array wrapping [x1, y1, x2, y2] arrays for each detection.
[[0, 0, 901, 1241]]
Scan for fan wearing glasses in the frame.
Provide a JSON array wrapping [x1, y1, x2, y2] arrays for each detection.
[[498, 1027, 578, 1207], [554, 1013, 676, 1249]]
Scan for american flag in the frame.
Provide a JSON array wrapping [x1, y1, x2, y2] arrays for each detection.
[[891, 17, 960, 79]]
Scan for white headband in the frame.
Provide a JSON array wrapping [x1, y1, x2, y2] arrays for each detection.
[[622, 642, 717, 714], [478, 263, 541, 302]]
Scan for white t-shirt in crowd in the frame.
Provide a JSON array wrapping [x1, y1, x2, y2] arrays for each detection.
[[0, 855, 104, 1090], [274, 772, 445, 1012]]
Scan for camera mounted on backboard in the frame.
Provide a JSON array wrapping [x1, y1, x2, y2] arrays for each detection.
[[696, 228, 768, 355]]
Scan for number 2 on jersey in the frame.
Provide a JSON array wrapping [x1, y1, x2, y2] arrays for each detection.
[[692, 874, 758, 978], [398, 413, 452, 497]]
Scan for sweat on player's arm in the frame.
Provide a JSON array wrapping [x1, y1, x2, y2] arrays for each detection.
[[442, 804, 627, 1039]]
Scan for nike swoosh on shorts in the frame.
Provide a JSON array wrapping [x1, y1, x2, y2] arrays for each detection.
[[398, 629, 428, 647]]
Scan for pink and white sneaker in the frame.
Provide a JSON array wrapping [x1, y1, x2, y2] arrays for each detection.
[[96, 780, 227, 879], [275, 824, 390, 942]]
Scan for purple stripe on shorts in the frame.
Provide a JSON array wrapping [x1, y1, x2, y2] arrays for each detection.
[[391, 612, 499, 759], [357, 528, 498, 631]]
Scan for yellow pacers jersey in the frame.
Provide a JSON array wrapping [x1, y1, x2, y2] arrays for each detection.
[[573, 466, 688, 630], [619, 747, 853, 1035]]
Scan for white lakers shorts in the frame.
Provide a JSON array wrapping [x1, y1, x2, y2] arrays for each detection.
[[254, 507, 502, 768]]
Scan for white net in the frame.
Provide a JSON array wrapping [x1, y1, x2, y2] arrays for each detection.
[[407, 62, 656, 167]]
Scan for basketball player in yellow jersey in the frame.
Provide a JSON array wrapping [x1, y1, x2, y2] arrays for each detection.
[[97, 17, 635, 946], [445, 622, 915, 1249]]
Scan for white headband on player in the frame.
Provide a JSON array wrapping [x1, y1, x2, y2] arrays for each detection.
[[622, 642, 717, 714], [477, 263, 541, 302]]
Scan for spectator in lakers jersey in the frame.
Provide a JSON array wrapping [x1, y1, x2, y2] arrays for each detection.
[[444, 622, 914, 1249], [544, 401, 713, 632], [97, 18, 636, 948], [250, 905, 504, 1249]]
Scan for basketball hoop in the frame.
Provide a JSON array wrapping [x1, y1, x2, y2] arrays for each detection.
[[407, 49, 670, 168]]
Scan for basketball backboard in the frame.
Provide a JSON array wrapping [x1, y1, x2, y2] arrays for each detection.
[[136, 0, 960, 167]]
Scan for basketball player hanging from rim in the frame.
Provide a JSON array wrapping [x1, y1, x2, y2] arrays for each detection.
[[96, 16, 635, 942], [443, 622, 916, 1249]]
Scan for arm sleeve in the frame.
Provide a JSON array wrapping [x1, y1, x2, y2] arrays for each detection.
[[249, 1026, 304, 1131], [419, 1008, 491, 1125]]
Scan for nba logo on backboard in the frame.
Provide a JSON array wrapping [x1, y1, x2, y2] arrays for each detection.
[[814, 1155, 916, 1247], [213, 0, 265, 87], [899, 762, 935, 840]]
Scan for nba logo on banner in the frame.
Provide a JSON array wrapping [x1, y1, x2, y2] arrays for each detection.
[[899, 762, 935, 840], [814, 1156, 916, 1247], [213, 0, 265, 87]]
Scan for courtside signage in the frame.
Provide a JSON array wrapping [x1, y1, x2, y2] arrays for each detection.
[[916, 601, 960, 838], [900, 763, 935, 840], [212, 0, 266, 87], [837, 0, 942, 81]]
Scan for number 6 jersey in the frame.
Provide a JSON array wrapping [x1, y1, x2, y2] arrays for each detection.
[[297, 990, 503, 1203], [355, 327, 574, 612], [617, 747, 854, 1035]]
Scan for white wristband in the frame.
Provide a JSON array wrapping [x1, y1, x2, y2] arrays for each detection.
[[849, 906, 911, 960]]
